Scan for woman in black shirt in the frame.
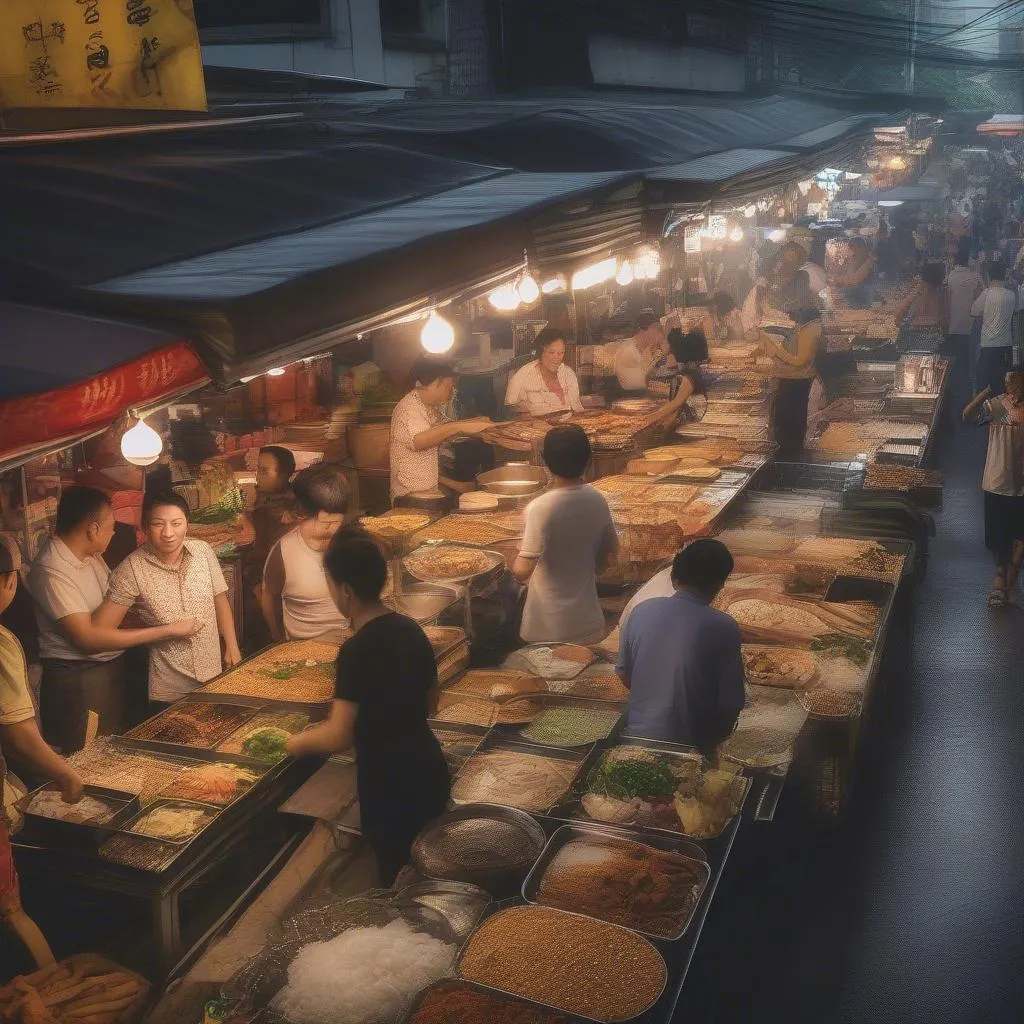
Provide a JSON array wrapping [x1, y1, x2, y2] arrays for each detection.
[[286, 535, 450, 884]]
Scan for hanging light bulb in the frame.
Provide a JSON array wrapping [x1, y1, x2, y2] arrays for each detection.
[[517, 271, 540, 305], [266, 367, 286, 377], [420, 310, 455, 353], [728, 226, 744, 243], [571, 257, 618, 291], [541, 274, 568, 294], [120, 413, 163, 467], [488, 284, 522, 312], [633, 248, 660, 281], [615, 259, 634, 286]]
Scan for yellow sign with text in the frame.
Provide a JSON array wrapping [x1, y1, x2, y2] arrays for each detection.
[[0, 0, 206, 111]]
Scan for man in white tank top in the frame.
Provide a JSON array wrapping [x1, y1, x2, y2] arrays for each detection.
[[261, 465, 351, 641]]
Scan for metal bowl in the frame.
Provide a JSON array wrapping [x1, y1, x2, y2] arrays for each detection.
[[477, 463, 547, 497]]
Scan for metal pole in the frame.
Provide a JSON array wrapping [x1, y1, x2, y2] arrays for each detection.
[[907, 0, 919, 95]]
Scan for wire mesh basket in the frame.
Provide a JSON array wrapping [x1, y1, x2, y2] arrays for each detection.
[[411, 804, 546, 899], [396, 880, 491, 942]]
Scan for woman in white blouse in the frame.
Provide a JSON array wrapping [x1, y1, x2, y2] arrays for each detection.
[[504, 328, 585, 417]]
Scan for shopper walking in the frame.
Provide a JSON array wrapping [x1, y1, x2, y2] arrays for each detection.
[[962, 368, 1024, 608], [971, 261, 1020, 394]]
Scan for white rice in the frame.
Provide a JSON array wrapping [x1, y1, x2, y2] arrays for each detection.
[[271, 918, 455, 1024]]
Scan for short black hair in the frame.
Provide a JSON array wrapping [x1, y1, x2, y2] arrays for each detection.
[[259, 445, 296, 480], [56, 486, 112, 536], [541, 424, 592, 479], [292, 465, 350, 518], [633, 311, 660, 333], [669, 328, 709, 365], [671, 539, 734, 596], [143, 491, 190, 524], [410, 356, 455, 388], [323, 535, 388, 602], [988, 260, 1007, 281], [533, 326, 568, 358], [921, 261, 946, 289], [711, 292, 736, 317]]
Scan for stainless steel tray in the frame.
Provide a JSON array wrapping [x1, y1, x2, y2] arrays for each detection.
[[19, 783, 139, 852], [455, 904, 668, 1024], [521, 823, 710, 942], [404, 543, 506, 584], [494, 694, 624, 749], [122, 798, 223, 846]]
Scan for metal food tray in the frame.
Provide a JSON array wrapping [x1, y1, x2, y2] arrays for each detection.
[[19, 784, 139, 852], [452, 738, 589, 816], [123, 699, 262, 757], [522, 824, 710, 943], [493, 695, 625, 749], [123, 798, 223, 845], [404, 543, 506, 585], [455, 903, 668, 1024], [402, 977, 595, 1024], [550, 737, 751, 846]]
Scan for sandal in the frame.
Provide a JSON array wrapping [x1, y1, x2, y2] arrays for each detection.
[[988, 586, 1008, 608]]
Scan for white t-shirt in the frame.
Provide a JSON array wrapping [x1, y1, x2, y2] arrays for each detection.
[[504, 361, 584, 416], [618, 567, 675, 634], [519, 484, 616, 644], [28, 536, 121, 663], [389, 390, 440, 499], [946, 265, 984, 335], [972, 285, 1019, 348], [614, 339, 655, 391]]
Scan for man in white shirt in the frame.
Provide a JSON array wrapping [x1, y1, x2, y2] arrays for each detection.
[[513, 425, 618, 644], [28, 487, 200, 751], [614, 312, 668, 393], [971, 261, 1020, 394]]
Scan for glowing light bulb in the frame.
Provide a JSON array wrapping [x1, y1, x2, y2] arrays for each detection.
[[571, 258, 618, 291], [541, 274, 568, 294], [120, 417, 163, 467], [728, 227, 744, 243], [421, 311, 455, 353], [517, 273, 540, 304], [615, 260, 634, 286], [488, 284, 522, 312]]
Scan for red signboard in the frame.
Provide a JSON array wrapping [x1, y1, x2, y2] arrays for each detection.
[[0, 343, 209, 464]]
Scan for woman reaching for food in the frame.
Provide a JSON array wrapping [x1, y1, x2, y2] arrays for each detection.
[[286, 534, 449, 884], [655, 328, 710, 425]]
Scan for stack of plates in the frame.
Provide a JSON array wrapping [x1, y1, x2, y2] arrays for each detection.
[[459, 491, 500, 511]]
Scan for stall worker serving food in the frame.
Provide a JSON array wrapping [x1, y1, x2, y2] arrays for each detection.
[[700, 292, 750, 344], [2, 535, 84, 964], [504, 327, 585, 417], [262, 465, 351, 642], [513, 425, 618, 644], [614, 312, 671, 396], [28, 487, 202, 752], [762, 291, 823, 457], [287, 535, 449, 885], [656, 328, 710, 424], [389, 357, 492, 506], [94, 493, 241, 712], [617, 540, 745, 758]]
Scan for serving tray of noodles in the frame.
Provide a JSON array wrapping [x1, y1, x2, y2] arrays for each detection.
[[405, 544, 505, 583]]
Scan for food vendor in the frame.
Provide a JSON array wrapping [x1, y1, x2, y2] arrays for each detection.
[[829, 237, 877, 308], [699, 292, 748, 344], [656, 328, 709, 425], [614, 312, 671, 395], [1, 535, 84, 963], [261, 465, 351, 642], [95, 492, 241, 712], [286, 534, 449, 885], [617, 540, 745, 758], [389, 357, 492, 506], [892, 261, 949, 354], [27, 487, 202, 752], [513, 425, 618, 644], [504, 327, 585, 416], [762, 293, 823, 456]]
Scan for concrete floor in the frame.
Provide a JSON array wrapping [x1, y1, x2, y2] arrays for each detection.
[[686, 407, 1024, 1022]]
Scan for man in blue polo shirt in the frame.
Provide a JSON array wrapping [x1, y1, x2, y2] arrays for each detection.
[[617, 540, 745, 757]]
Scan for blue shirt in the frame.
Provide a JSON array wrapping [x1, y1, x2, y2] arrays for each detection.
[[617, 590, 746, 752]]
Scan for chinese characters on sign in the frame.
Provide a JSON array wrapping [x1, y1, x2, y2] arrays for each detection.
[[0, 0, 206, 110]]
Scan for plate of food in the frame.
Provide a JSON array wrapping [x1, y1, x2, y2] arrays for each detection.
[[404, 544, 504, 583]]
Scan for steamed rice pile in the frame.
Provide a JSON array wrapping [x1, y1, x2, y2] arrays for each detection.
[[271, 919, 456, 1024]]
